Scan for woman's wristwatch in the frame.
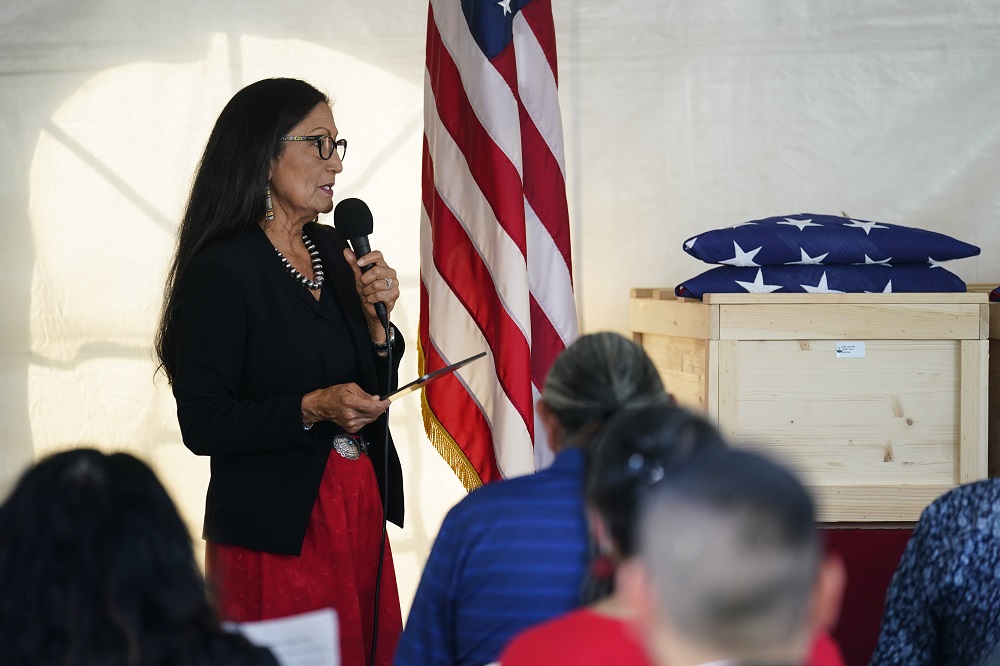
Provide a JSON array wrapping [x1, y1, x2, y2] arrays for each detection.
[[372, 325, 395, 356]]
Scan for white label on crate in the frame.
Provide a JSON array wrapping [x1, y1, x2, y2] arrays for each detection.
[[835, 342, 866, 358]]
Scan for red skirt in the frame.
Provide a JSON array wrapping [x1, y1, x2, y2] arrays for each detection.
[[206, 449, 401, 666]]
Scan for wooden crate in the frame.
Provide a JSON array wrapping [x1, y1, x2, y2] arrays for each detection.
[[631, 289, 990, 522], [991, 301, 1000, 477], [967, 284, 999, 478]]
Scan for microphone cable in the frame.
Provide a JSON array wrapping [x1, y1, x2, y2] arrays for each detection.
[[369, 317, 393, 666]]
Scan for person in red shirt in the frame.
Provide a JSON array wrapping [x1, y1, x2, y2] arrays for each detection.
[[622, 448, 847, 666], [499, 407, 846, 666], [499, 406, 716, 666]]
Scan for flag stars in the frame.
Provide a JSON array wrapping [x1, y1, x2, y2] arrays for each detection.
[[863, 254, 892, 265], [497, 0, 512, 15], [844, 219, 889, 235], [800, 272, 844, 294], [788, 248, 829, 265], [684, 237, 697, 250], [720, 241, 763, 267], [777, 217, 822, 231], [735, 269, 783, 294], [865, 280, 893, 294], [928, 257, 946, 269]]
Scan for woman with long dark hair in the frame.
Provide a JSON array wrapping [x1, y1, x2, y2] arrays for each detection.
[[155, 78, 404, 666], [0, 448, 277, 665]]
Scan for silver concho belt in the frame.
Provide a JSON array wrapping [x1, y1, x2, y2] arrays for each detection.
[[333, 434, 369, 461]]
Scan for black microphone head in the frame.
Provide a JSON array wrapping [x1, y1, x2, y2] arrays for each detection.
[[334, 197, 374, 239]]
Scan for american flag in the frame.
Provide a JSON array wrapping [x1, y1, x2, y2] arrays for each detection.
[[419, 0, 577, 489]]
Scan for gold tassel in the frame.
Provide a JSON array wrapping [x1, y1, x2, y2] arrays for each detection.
[[417, 337, 484, 492]]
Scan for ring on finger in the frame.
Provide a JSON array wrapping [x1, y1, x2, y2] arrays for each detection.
[[384, 277, 394, 290]]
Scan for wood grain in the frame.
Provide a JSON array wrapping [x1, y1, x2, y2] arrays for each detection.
[[630, 291, 993, 522]]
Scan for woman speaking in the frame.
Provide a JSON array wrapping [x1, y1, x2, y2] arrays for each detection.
[[155, 78, 403, 666]]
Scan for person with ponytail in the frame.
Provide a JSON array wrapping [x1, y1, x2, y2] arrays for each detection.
[[395, 332, 671, 666], [498, 405, 726, 666], [498, 408, 847, 666], [624, 448, 847, 666]]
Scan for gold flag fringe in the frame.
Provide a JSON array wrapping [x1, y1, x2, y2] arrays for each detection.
[[418, 337, 484, 492]]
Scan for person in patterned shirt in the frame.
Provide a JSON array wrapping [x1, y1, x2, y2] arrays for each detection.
[[871, 479, 1000, 665]]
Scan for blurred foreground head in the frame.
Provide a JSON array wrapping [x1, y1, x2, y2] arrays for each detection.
[[580, 404, 728, 603], [0, 448, 265, 665], [587, 404, 728, 560], [624, 448, 845, 666]]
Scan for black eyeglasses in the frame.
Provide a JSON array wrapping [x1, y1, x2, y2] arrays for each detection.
[[279, 135, 347, 161]]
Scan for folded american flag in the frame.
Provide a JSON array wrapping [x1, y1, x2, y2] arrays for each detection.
[[682, 213, 979, 266], [677, 213, 978, 299], [676, 264, 966, 300]]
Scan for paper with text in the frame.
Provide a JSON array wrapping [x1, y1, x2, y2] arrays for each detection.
[[225, 607, 339, 666]]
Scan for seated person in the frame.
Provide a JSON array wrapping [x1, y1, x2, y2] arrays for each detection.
[[622, 448, 845, 666], [870, 478, 1000, 666], [393, 332, 671, 666], [0, 448, 278, 665], [498, 405, 727, 665], [499, 411, 845, 666]]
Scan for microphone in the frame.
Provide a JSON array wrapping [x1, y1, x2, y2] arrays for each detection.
[[334, 197, 389, 330]]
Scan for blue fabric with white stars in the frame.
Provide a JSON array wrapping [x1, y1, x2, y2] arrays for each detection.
[[870, 479, 1000, 666], [682, 214, 980, 266], [461, 0, 533, 59], [675, 264, 965, 299], [675, 213, 977, 299]]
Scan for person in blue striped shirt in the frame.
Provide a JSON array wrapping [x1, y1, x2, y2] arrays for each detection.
[[393, 332, 671, 666]]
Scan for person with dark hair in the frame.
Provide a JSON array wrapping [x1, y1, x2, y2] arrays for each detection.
[[0, 448, 278, 666], [154, 78, 404, 666], [498, 405, 728, 666], [499, 414, 845, 666], [870, 478, 1000, 666], [622, 448, 846, 666], [393, 332, 671, 666]]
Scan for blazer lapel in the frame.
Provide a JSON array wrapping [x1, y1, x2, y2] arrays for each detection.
[[249, 222, 379, 396], [309, 222, 380, 396]]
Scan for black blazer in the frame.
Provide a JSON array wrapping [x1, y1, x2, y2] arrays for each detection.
[[171, 221, 404, 555]]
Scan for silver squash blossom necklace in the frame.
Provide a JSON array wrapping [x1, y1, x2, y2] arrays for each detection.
[[274, 231, 325, 290]]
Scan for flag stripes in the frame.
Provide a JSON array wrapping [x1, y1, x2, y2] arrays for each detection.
[[420, 136, 534, 430], [420, 0, 577, 486]]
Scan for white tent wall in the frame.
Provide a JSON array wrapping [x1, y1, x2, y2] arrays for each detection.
[[1, 0, 997, 619]]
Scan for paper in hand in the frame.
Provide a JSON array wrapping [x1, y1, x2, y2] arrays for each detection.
[[382, 351, 487, 402]]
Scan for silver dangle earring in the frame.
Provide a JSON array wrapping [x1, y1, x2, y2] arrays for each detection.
[[265, 185, 274, 221]]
